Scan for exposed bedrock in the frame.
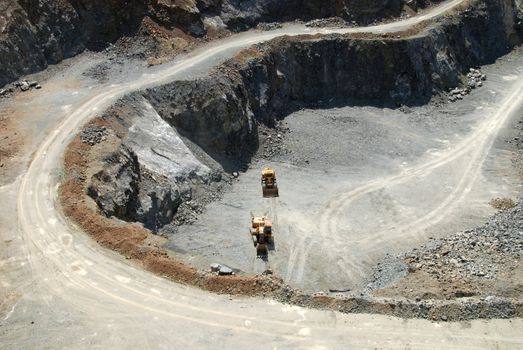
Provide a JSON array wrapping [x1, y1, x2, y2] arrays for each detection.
[[87, 97, 218, 231], [211, 0, 406, 30], [239, 0, 522, 120], [143, 72, 258, 165], [144, 0, 523, 161], [0, 0, 438, 88], [0, 0, 148, 87], [88, 0, 523, 230]]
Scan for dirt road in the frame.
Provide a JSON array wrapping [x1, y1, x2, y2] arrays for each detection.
[[2, 1, 523, 348]]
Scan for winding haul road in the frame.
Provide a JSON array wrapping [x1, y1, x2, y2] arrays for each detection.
[[1, 0, 523, 348]]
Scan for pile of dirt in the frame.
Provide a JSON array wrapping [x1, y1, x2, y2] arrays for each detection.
[[490, 197, 516, 210]]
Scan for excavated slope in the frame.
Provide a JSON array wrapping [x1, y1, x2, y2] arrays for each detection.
[[88, 0, 523, 229], [0, 0, 443, 87]]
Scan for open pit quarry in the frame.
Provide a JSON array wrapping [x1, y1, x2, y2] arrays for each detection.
[[1, 0, 523, 348]]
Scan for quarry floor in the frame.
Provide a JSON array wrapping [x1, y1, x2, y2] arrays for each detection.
[[1, 1, 523, 348], [168, 50, 523, 293]]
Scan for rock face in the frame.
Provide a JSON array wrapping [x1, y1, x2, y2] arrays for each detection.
[[0, 0, 149, 87], [144, 72, 257, 162], [214, 0, 405, 30], [0, 0, 445, 87], [87, 0, 522, 230], [142, 0, 523, 162], [242, 0, 522, 117], [87, 97, 216, 231]]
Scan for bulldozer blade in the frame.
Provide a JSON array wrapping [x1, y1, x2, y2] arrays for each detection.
[[256, 243, 268, 258], [262, 187, 279, 198]]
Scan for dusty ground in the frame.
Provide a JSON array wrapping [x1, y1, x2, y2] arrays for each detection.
[[167, 48, 523, 294], [1, 1, 523, 348]]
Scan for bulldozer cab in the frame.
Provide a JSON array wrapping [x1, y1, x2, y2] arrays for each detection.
[[262, 168, 275, 181], [251, 216, 265, 228]]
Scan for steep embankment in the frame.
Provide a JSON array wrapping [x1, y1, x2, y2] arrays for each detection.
[[0, 0, 445, 88], [145, 0, 523, 160], [86, 0, 523, 230]]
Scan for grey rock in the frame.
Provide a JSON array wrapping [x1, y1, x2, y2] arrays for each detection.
[[210, 263, 221, 272], [19, 81, 30, 91], [218, 265, 233, 275]]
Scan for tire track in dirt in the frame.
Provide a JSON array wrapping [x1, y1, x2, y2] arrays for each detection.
[[12, 0, 481, 345], [287, 75, 523, 286]]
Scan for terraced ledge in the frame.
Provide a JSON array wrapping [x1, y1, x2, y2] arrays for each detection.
[[59, 0, 523, 320]]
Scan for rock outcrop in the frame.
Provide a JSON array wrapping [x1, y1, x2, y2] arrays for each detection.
[[0, 0, 445, 87], [144, 72, 257, 162], [142, 0, 523, 161], [87, 0, 522, 229], [87, 97, 219, 231]]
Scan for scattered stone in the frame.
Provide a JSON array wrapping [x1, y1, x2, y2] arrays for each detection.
[[19, 81, 30, 91], [218, 265, 234, 275], [447, 68, 486, 103], [232, 171, 239, 178], [80, 124, 108, 146], [256, 22, 282, 31], [210, 263, 221, 272], [14, 80, 41, 92]]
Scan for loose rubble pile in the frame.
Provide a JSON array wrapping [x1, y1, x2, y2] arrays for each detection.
[[305, 17, 354, 28], [171, 200, 204, 226], [256, 22, 283, 31], [447, 68, 486, 102], [80, 125, 108, 146], [0, 80, 42, 98], [257, 122, 291, 160], [404, 202, 522, 289], [466, 67, 487, 88]]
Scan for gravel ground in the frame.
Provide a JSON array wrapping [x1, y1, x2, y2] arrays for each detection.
[[366, 99, 523, 300], [166, 48, 523, 295]]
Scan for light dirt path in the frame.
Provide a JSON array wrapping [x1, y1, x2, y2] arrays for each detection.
[[3, 1, 523, 348]]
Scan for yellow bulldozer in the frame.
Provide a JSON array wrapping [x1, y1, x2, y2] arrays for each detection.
[[250, 215, 272, 257], [261, 167, 279, 197]]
